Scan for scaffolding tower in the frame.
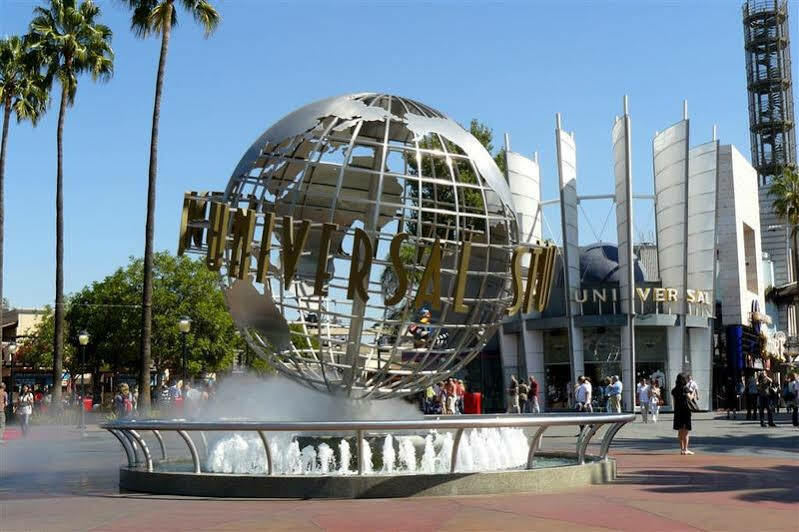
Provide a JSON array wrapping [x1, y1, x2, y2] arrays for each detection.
[[743, 0, 797, 297]]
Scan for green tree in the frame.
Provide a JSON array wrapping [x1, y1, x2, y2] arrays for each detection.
[[21, 253, 240, 393], [123, 0, 220, 412], [405, 119, 506, 238], [17, 305, 78, 387], [28, 0, 114, 410], [0, 35, 47, 352]]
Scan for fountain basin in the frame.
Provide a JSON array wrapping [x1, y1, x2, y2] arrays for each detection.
[[103, 414, 631, 499], [118, 452, 615, 498]]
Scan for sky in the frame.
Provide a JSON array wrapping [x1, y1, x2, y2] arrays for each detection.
[[0, 0, 794, 308]]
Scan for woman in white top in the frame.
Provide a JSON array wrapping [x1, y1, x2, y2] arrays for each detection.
[[648, 379, 662, 423], [16, 385, 34, 437]]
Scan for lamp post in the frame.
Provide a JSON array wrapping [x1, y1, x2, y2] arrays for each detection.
[[178, 317, 191, 383], [78, 331, 89, 435], [7, 342, 17, 419]]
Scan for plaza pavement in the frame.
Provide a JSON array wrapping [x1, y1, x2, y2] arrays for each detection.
[[0, 412, 796, 531]]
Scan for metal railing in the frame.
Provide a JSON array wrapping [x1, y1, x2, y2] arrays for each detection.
[[102, 412, 633, 476]]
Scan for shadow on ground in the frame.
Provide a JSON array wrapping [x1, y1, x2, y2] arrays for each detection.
[[611, 431, 799, 455], [619, 464, 799, 504]]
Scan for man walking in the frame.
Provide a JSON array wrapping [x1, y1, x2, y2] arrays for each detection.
[[507, 376, 520, 414], [528, 376, 541, 413], [746, 374, 758, 420], [638, 378, 650, 423]]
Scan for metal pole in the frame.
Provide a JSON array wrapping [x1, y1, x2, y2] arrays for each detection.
[[623, 96, 636, 412], [80, 344, 86, 434], [682, 103, 691, 372], [182, 332, 187, 383]]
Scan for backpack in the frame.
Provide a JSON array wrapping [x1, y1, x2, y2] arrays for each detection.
[[123, 395, 133, 414]]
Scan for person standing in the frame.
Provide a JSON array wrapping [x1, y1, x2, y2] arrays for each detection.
[[16, 385, 34, 437], [648, 379, 661, 423], [757, 372, 777, 428], [746, 374, 758, 420], [686, 374, 699, 407], [518, 378, 529, 414], [528, 377, 541, 413], [507, 376, 520, 414], [607, 376, 622, 413], [113, 383, 136, 420], [0, 383, 7, 444], [638, 378, 650, 423], [785, 372, 798, 427], [672, 373, 695, 455], [729, 375, 745, 420]]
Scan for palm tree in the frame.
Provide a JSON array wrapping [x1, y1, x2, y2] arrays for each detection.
[[771, 165, 799, 337], [29, 0, 113, 409], [0, 36, 47, 357], [124, 0, 219, 411]]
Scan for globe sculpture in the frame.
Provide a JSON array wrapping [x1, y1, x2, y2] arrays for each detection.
[[219, 93, 518, 399]]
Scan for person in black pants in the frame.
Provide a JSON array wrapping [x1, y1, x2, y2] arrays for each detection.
[[757, 372, 777, 427], [745, 374, 758, 420]]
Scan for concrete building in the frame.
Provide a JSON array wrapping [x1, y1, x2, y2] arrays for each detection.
[[465, 107, 774, 413]]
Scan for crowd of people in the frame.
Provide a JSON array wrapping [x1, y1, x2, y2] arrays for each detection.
[[635, 377, 663, 423], [724, 371, 799, 428], [506, 376, 541, 413], [422, 377, 467, 414]]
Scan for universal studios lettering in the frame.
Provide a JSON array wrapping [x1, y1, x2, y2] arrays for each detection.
[[177, 193, 557, 316], [572, 287, 712, 305]]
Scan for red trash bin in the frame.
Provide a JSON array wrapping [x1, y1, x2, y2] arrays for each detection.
[[83, 398, 93, 412], [463, 392, 482, 414]]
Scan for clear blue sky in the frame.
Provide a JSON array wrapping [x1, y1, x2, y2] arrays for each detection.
[[1, 0, 793, 308]]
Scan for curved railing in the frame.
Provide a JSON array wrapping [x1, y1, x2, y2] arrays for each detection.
[[102, 412, 633, 475]]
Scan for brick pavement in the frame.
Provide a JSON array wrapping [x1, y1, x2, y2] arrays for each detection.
[[0, 415, 796, 531]]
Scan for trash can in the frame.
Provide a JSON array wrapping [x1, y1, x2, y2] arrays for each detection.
[[463, 392, 482, 414]]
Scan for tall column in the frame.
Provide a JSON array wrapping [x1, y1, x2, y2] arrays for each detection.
[[613, 96, 636, 411], [556, 114, 584, 387], [654, 109, 690, 388]]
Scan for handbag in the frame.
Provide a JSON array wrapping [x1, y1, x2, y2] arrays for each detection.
[[687, 397, 700, 412]]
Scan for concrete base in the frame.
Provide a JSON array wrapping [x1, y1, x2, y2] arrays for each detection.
[[119, 453, 616, 499]]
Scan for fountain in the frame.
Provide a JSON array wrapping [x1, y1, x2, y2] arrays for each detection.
[[103, 93, 632, 498]]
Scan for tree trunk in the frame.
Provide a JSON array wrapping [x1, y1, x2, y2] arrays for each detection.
[[0, 100, 11, 355], [52, 83, 68, 410], [139, 2, 173, 412]]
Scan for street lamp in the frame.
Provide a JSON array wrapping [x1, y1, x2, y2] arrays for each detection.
[[78, 331, 89, 435], [178, 317, 191, 383]]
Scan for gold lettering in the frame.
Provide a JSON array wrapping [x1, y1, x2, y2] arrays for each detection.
[[452, 238, 472, 314], [414, 238, 442, 310], [696, 291, 706, 305], [313, 223, 338, 296], [686, 289, 696, 303], [654, 288, 666, 302], [229, 208, 257, 279], [178, 191, 208, 255], [636, 287, 651, 301], [281, 216, 311, 289], [206, 201, 230, 271], [536, 246, 557, 312], [575, 289, 588, 304], [506, 246, 527, 316], [666, 288, 678, 302], [385, 233, 409, 306], [523, 247, 543, 314], [593, 288, 607, 303], [255, 212, 276, 284], [347, 228, 373, 301]]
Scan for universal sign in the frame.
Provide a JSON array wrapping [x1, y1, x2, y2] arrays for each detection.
[[178, 193, 557, 317], [572, 286, 713, 316]]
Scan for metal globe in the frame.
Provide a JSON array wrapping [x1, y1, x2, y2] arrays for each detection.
[[221, 93, 518, 399]]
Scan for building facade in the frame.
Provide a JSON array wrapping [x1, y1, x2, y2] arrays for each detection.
[[473, 106, 773, 413]]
